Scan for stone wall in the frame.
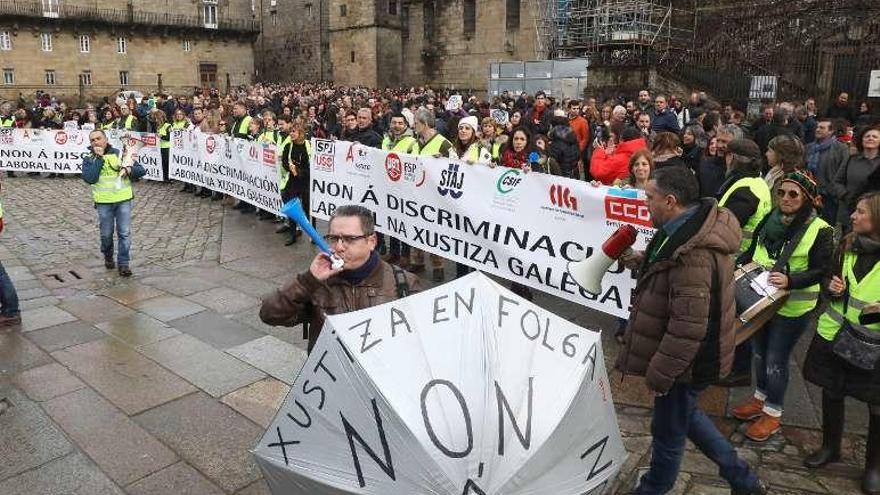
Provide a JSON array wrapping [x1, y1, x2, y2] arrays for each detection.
[[0, 24, 254, 101], [256, 0, 331, 82]]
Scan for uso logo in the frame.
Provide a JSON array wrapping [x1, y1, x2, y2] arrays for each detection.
[[205, 135, 216, 154], [55, 131, 68, 145], [605, 189, 651, 227], [385, 153, 402, 181], [141, 135, 157, 146], [313, 139, 335, 172]]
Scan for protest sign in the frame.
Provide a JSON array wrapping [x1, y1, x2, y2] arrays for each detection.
[[308, 139, 653, 319], [253, 272, 625, 495], [0, 128, 163, 180], [169, 130, 283, 214]]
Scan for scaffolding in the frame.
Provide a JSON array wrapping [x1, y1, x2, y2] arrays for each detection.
[[533, 0, 693, 63]]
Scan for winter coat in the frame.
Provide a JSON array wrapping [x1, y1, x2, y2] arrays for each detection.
[[616, 199, 741, 393], [548, 124, 580, 175], [348, 126, 382, 148], [698, 156, 727, 198], [589, 137, 648, 185], [651, 109, 680, 134], [811, 139, 850, 197], [259, 260, 421, 352], [834, 153, 880, 226], [525, 105, 552, 136]]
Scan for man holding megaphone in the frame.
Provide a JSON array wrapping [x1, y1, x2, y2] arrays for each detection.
[[260, 205, 421, 353], [615, 167, 767, 495]]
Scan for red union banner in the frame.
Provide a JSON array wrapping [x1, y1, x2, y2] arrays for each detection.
[[309, 139, 657, 318]]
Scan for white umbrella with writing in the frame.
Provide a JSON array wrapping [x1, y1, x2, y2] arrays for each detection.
[[253, 272, 625, 494]]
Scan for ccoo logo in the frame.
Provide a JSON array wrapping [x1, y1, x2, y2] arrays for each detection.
[[549, 184, 578, 210]]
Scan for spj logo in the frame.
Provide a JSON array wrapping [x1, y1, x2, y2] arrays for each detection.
[[437, 163, 465, 198], [313, 139, 335, 172], [549, 184, 578, 210], [385, 153, 402, 181], [496, 168, 523, 194]]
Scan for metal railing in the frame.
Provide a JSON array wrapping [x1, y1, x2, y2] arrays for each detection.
[[0, 0, 260, 33]]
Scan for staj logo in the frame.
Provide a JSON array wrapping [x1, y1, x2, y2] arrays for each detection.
[[437, 163, 465, 198], [549, 184, 578, 210], [604, 189, 652, 227]]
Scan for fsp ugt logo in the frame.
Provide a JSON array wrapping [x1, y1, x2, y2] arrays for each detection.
[[437, 163, 464, 199], [549, 184, 578, 210]]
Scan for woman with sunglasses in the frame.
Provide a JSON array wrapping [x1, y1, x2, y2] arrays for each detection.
[[802, 192, 880, 495], [731, 171, 833, 442]]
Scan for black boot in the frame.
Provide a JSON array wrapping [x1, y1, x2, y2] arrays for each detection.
[[864, 413, 880, 495], [804, 392, 844, 468]]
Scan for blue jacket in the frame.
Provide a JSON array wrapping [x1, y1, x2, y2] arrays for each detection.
[[81, 145, 147, 185], [651, 109, 680, 134]]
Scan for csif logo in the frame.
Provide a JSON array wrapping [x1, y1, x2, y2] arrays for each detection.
[[437, 163, 465, 199], [496, 168, 523, 194], [549, 184, 578, 211]]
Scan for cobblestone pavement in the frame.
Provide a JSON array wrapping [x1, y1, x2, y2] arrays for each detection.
[[0, 176, 871, 494]]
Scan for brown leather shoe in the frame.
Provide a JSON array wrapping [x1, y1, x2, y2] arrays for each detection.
[[732, 397, 764, 421], [118, 265, 133, 277], [745, 413, 781, 442], [0, 313, 22, 328]]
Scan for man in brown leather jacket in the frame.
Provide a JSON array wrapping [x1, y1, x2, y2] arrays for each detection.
[[616, 166, 766, 495], [260, 205, 421, 353]]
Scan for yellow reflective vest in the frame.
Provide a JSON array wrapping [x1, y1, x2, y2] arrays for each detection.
[[752, 216, 830, 317], [91, 152, 133, 204], [158, 122, 172, 149], [381, 134, 419, 154], [817, 251, 880, 340], [720, 176, 773, 253]]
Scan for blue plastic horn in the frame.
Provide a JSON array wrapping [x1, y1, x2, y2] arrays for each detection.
[[280, 198, 333, 254]]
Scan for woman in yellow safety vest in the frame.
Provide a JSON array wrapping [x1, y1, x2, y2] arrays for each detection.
[[479, 117, 507, 164], [732, 171, 833, 442], [452, 116, 492, 165], [802, 191, 880, 495]]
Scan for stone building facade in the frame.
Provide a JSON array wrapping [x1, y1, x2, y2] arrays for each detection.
[[0, 0, 259, 101], [255, 0, 537, 90]]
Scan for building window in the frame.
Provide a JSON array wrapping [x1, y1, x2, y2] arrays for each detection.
[[339, 4, 347, 16], [45, 70, 56, 85], [3, 69, 13, 85], [424, 0, 435, 41], [388, 0, 398, 15], [42, 0, 59, 17], [117, 37, 127, 54], [506, 0, 520, 30], [305, 3, 312, 18], [40, 33, 52, 52], [0, 32, 11, 51], [79, 71, 92, 86], [350, 51, 355, 63], [463, 0, 475, 35], [203, 0, 218, 29], [183, 39, 192, 52], [79, 35, 90, 53], [119, 71, 129, 86], [270, 0, 277, 6], [270, 10, 277, 26]]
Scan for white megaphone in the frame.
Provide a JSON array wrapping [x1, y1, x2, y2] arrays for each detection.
[[568, 224, 638, 296]]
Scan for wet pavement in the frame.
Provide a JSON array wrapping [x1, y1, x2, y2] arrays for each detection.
[[0, 176, 871, 494]]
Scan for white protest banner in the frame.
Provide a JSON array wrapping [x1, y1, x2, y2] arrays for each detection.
[[169, 130, 282, 214], [0, 128, 163, 180], [309, 139, 653, 319], [254, 272, 625, 494]]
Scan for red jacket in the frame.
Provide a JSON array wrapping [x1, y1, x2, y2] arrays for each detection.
[[589, 137, 648, 185]]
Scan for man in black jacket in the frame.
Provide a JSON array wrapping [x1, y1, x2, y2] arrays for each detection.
[[349, 108, 382, 148]]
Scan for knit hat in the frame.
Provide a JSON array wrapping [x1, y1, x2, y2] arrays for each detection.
[[781, 171, 821, 206], [458, 115, 478, 132], [726, 138, 761, 161]]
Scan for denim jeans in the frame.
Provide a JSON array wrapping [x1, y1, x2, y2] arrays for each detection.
[[753, 313, 811, 415], [636, 383, 759, 494], [97, 200, 132, 266], [0, 261, 20, 316]]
